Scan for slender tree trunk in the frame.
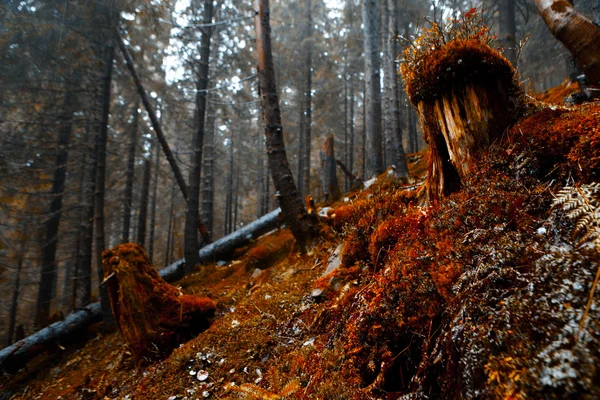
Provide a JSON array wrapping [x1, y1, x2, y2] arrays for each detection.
[[95, 41, 116, 327], [165, 182, 176, 267], [122, 98, 139, 244], [233, 175, 240, 231], [254, 0, 316, 250], [535, 0, 600, 86], [77, 121, 96, 307], [116, 33, 189, 200], [256, 132, 265, 219], [385, 0, 409, 178], [137, 144, 152, 248], [148, 138, 160, 264], [225, 135, 234, 235], [264, 160, 271, 213], [362, 0, 384, 178], [184, 0, 214, 274], [36, 88, 75, 328], [302, 0, 313, 197], [297, 98, 305, 196], [320, 134, 342, 202], [362, 81, 367, 180], [7, 240, 25, 346], [201, 104, 216, 240], [500, 0, 517, 64], [349, 76, 355, 180]]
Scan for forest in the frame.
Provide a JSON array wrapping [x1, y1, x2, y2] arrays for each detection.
[[1, 0, 600, 398]]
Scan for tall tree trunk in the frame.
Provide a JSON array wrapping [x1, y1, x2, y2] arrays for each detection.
[[320, 134, 342, 202], [7, 238, 25, 346], [254, 0, 316, 250], [349, 75, 355, 182], [302, 0, 313, 197], [95, 40, 116, 328], [36, 88, 75, 328], [225, 135, 234, 235], [137, 144, 152, 248], [256, 132, 265, 219], [384, 0, 409, 178], [201, 104, 216, 240], [165, 182, 176, 267], [184, 0, 214, 274], [535, 0, 600, 86], [77, 121, 96, 307], [116, 33, 189, 200], [362, 0, 384, 178], [500, 0, 517, 64], [233, 174, 240, 231], [297, 98, 305, 196], [148, 138, 160, 264], [122, 98, 139, 244]]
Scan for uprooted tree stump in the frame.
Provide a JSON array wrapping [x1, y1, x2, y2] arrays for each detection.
[[102, 243, 216, 361], [402, 36, 538, 201]]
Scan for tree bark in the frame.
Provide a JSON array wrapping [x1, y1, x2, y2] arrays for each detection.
[[535, 0, 600, 86], [36, 88, 75, 328], [201, 103, 216, 240], [320, 134, 342, 202], [184, 0, 214, 274], [122, 98, 139, 244], [256, 132, 265, 219], [384, 0, 409, 179], [95, 40, 116, 328], [301, 0, 313, 197], [500, 0, 517, 64], [362, 0, 384, 178], [254, 0, 316, 250], [7, 241, 25, 346], [116, 33, 189, 200], [77, 121, 96, 307], [148, 137, 160, 264], [136, 144, 152, 248]]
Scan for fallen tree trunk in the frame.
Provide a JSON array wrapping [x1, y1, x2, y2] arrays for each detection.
[[0, 208, 282, 371]]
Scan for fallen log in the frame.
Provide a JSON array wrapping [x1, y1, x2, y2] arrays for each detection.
[[0, 208, 282, 372]]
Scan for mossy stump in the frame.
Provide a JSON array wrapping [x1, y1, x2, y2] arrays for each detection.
[[102, 243, 216, 361], [403, 39, 534, 200]]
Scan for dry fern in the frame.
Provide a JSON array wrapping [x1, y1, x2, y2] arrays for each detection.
[[552, 183, 600, 341]]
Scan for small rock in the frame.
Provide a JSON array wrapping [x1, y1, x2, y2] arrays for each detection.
[[197, 370, 209, 381]]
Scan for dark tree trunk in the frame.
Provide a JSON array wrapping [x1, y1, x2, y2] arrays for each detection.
[[116, 33, 189, 201], [297, 98, 305, 196], [77, 121, 96, 307], [201, 104, 216, 240], [301, 0, 313, 197], [122, 98, 139, 244], [233, 175, 240, 231], [165, 182, 176, 267], [384, 0, 409, 179], [500, 0, 517, 64], [349, 76, 355, 181], [95, 41, 116, 328], [36, 88, 75, 328], [184, 0, 214, 274], [362, 0, 384, 178], [254, 0, 316, 250], [7, 241, 25, 346], [256, 131, 265, 219], [320, 134, 342, 202], [136, 145, 152, 248], [148, 139, 160, 264]]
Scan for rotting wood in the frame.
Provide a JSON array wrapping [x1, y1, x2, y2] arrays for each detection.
[[0, 208, 282, 371], [102, 243, 216, 361]]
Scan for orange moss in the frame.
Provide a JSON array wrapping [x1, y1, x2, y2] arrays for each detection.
[[534, 80, 580, 105], [102, 243, 216, 361]]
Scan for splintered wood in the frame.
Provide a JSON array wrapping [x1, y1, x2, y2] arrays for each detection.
[[102, 243, 216, 361]]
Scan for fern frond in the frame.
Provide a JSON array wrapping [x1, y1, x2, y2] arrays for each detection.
[[553, 184, 600, 245]]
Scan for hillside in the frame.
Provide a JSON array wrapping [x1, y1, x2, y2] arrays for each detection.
[[2, 100, 600, 399]]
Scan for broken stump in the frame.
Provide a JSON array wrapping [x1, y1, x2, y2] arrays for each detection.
[[402, 38, 538, 201], [102, 243, 216, 361]]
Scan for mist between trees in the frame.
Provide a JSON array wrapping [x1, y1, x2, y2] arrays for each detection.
[[0, 0, 595, 345]]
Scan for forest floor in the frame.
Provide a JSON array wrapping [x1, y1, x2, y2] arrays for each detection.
[[2, 91, 600, 399]]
